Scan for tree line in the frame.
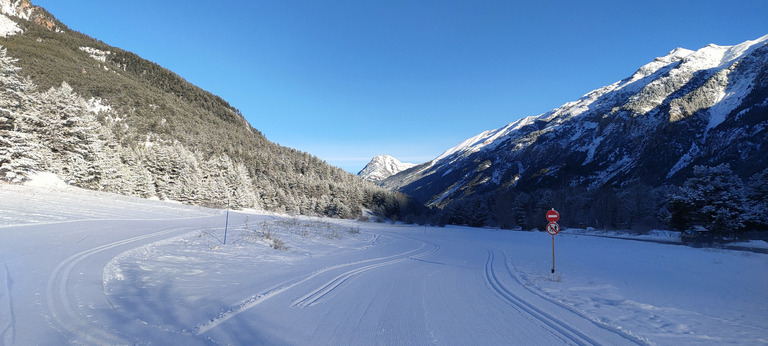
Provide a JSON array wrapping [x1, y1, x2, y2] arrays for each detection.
[[424, 163, 767, 240]]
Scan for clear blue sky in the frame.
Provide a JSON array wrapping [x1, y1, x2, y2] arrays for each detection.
[[33, 0, 768, 173]]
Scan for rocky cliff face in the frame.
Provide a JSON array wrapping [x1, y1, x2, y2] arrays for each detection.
[[0, 0, 34, 20], [1, 0, 59, 32], [383, 35, 768, 220]]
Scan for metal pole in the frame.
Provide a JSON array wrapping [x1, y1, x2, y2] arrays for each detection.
[[224, 197, 229, 245], [551, 234, 555, 274]]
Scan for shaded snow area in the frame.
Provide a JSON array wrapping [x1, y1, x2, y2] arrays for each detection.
[[1, 183, 766, 344]]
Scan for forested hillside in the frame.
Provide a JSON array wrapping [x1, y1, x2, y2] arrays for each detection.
[[0, 1, 417, 219]]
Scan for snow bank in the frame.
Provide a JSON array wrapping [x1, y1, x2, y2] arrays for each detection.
[[563, 227, 680, 242], [24, 171, 68, 188], [0, 180, 219, 227]]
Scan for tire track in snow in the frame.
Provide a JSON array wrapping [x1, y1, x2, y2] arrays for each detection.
[[45, 226, 183, 345], [193, 239, 438, 336], [1, 264, 15, 345], [484, 249, 601, 345]]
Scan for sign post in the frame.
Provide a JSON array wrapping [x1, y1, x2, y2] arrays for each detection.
[[552, 231, 555, 274], [545, 209, 560, 274]]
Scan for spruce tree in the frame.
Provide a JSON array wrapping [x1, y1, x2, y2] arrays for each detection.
[[668, 164, 746, 238]]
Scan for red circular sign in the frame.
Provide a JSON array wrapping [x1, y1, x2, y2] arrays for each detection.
[[546, 222, 560, 235], [546, 209, 560, 222]]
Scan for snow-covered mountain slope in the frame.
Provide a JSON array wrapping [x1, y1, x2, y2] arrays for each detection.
[[383, 35, 768, 210], [357, 155, 416, 183]]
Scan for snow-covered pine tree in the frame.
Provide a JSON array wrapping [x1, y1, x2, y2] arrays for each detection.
[[0, 47, 43, 182], [746, 168, 768, 229], [669, 164, 747, 237]]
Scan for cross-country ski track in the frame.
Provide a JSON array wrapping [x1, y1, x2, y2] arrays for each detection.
[[1, 183, 766, 344]]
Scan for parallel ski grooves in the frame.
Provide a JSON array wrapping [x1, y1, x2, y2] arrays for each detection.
[[45, 226, 182, 345], [292, 244, 440, 308], [194, 242, 438, 335], [484, 250, 598, 346], [500, 251, 647, 345]]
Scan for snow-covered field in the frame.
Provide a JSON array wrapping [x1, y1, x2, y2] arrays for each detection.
[[1, 181, 766, 345]]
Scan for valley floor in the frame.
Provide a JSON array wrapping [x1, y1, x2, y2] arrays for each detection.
[[0, 182, 766, 345]]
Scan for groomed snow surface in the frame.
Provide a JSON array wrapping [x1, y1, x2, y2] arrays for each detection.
[[1, 181, 766, 345]]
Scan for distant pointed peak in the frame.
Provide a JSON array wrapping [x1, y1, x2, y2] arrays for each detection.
[[358, 155, 416, 183], [371, 154, 396, 162]]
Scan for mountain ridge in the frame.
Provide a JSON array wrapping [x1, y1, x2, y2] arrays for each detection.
[[382, 34, 768, 230], [422, 34, 768, 175]]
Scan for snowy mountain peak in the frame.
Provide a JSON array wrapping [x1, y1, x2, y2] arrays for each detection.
[[682, 36, 767, 71], [629, 47, 694, 82], [358, 155, 416, 183], [664, 47, 695, 61]]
